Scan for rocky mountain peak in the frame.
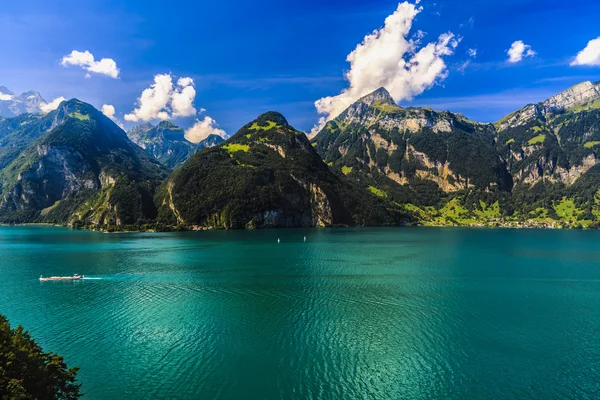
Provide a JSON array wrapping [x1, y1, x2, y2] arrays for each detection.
[[358, 87, 394, 106], [541, 80, 600, 113], [0, 86, 48, 117], [156, 121, 179, 129], [254, 111, 289, 127]]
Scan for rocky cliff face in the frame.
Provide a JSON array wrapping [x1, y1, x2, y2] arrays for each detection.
[[313, 87, 511, 208], [497, 81, 600, 131], [313, 84, 600, 228], [156, 111, 404, 229], [127, 121, 224, 169], [0, 99, 168, 227], [496, 81, 600, 188]]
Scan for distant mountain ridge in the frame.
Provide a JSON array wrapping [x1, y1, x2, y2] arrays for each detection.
[[0, 86, 47, 117], [127, 121, 223, 169]]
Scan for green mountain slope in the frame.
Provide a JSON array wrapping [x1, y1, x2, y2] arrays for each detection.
[[0, 99, 168, 228], [156, 112, 406, 229], [127, 121, 223, 169]]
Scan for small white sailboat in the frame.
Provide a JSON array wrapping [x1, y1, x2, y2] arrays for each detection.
[[277, 238, 280, 243], [304, 236, 306, 242]]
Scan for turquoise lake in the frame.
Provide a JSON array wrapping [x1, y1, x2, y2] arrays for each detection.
[[1, 226, 599, 399]]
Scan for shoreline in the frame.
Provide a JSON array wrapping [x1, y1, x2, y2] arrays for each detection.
[[1, 219, 598, 233]]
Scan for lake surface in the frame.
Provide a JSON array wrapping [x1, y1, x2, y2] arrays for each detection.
[[1, 226, 600, 399]]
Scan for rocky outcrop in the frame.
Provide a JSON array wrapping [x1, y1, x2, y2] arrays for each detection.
[[541, 81, 600, 114], [497, 81, 600, 131]]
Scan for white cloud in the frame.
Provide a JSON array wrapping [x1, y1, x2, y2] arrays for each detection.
[[311, 1, 457, 135], [124, 74, 198, 122], [0, 92, 14, 101], [61, 50, 120, 78], [171, 77, 197, 117], [570, 37, 600, 67], [101, 104, 125, 129], [467, 48, 477, 57], [507, 40, 536, 63], [40, 97, 66, 113], [184, 116, 227, 143], [101, 104, 116, 120]]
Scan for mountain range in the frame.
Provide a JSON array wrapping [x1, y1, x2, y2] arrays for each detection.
[[0, 87, 47, 117], [314, 81, 600, 228], [127, 121, 223, 169], [0, 80, 599, 230]]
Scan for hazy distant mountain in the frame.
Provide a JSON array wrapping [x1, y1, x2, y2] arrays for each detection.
[[127, 121, 224, 169], [0, 86, 47, 117]]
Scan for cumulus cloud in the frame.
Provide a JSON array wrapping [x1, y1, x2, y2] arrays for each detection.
[[184, 116, 227, 143], [171, 77, 197, 117], [101, 104, 116, 120], [101, 104, 125, 128], [311, 1, 457, 135], [467, 48, 477, 57], [40, 97, 66, 113], [570, 37, 600, 67], [124, 74, 197, 122], [61, 50, 120, 78], [507, 40, 536, 63]]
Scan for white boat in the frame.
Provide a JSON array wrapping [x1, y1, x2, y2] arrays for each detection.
[[39, 274, 84, 281]]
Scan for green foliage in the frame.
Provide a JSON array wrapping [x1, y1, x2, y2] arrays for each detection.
[[223, 143, 250, 153], [0, 314, 81, 399], [341, 166, 353, 175], [368, 186, 386, 197], [67, 112, 90, 121], [528, 134, 546, 145], [371, 100, 402, 113], [584, 141, 600, 149], [249, 121, 279, 131]]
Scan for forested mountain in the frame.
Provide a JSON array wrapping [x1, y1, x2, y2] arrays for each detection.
[[127, 121, 223, 169], [155, 112, 405, 229], [0, 99, 168, 228], [313, 83, 600, 228], [0, 86, 47, 117], [0, 82, 599, 231]]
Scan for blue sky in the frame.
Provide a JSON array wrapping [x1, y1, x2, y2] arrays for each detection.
[[1, 0, 600, 136]]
